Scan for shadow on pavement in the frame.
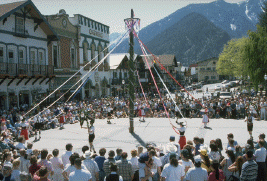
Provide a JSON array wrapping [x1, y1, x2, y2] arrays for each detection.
[[204, 126, 212, 130], [131, 132, 146, 147]]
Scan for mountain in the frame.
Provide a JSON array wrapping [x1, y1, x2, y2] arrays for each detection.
[[145, 12, 231, 65], [112, 0, 265, 64]]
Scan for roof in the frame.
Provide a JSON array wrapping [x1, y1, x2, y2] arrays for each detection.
[[109, 53, 138, 70], [0, 0, 26, 17], [197, 57, 218, 66], [158, 55, 177, 66], [0, 0, 59, 39], [140, 54, 155, 69]]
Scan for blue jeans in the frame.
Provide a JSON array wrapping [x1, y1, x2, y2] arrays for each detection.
[[99, 170, 106, 181], [152, 172, 159, 181]]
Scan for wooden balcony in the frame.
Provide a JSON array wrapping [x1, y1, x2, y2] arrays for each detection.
[[0, 62, 54, 78]]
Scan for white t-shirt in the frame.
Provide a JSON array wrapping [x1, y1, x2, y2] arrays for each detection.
[[11, 169, 21, 181], [61, 151, 72, 167], [178, 160, 194, 172], [161, 163, 185, 181], [151, 156, 162, 173], [89, 126, 95, 135], [69, 169, 92, 181], [64, 164, 88, 176]]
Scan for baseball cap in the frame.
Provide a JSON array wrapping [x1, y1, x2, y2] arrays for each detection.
[[194, 155, 202, 163]]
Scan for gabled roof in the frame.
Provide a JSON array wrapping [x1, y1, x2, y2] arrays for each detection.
[[140, 54, 155, 69], [0, 0, 59, 39], [109, 53, 138, 70], [158, 55, 177, 66]]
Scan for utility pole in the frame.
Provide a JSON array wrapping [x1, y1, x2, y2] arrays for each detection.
[[124, 9, 139, 133]]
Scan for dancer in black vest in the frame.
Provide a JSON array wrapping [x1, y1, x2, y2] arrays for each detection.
[[245, 112, 254, 139], [105, 162, 123, 181]]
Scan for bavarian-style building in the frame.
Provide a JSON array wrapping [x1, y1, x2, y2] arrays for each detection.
[[69, 14, 110, 98], [0, 0, 58, 110], [45, 10, 81, 100]]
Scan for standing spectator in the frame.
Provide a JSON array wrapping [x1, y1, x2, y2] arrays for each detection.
[[17, 149, 30, 173], [240, 150, 258, 181], [2, 163, 13, 181], [209, 143, 220, 162], [228, 156, 244, 180], [104, 162, 123, 181], [150, 149, 162, 181], [129, 149, 139, 181], [220, 150, 235, 180], [38, 149, 54, 179], [103, 150, 116, 177], [61, 143, 73, 167], [33, 166, 50, 181], [69, 158, 92, 181], [29, 155, 41, 177], [179, 149, 194, 173], [83, 150, 99, 181], [199, 149, 212, 174], [254, 139, 266, 181], [115, 148, 123, 161], [184, 155, 208, 181], [193, 137, 201, 156], [94, 148, 106, 181], [11, 160, 21, 181], [50, 149, 64, 181], [208, 160, 225, 181], [116, 152, 134, 181], [161, 156, 185, 181], [255, 133, 267, 150]]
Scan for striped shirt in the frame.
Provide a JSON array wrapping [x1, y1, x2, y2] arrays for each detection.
[[240, 160, 258, 181], [116, 159, 134, 181]]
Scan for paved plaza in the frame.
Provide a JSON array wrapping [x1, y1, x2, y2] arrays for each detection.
[[29, 117, 267, 156]]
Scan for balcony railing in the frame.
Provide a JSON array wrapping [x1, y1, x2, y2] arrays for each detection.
[[0, 62, 54, 77]]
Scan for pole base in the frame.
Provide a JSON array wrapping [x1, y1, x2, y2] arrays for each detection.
[[129, 127, 134, 133]]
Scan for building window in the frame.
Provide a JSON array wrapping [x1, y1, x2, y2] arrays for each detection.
[[124, 72, 127, 78], [213, 67, 216, 71], [71, 48, 76, 68], [8, 50, 14, 63], [200, 68, 205, 71], [0, 47, 3, 63], [113, 72, 117, 78], [91, 44, 95, 60], [39, 52, 44, 65], [213, 61, 216, 64], [53, 46, 58, 68], [211, 76, 216, 80], [207, 68, 211, 71], [205, 76, 209, 80], [196, 68, 198, 70], [19, 50, 24, 64], [16, 17, 24, 34], [30, 51, 36, 64]]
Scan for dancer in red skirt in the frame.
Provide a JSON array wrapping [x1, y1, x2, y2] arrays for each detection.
[[174, 121, 187, 149], [59, 113, 65, 129], [20, 118, 29, 140]]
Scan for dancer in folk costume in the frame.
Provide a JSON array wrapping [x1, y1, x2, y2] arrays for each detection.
[[202, 109, 209, 128], [88, 118, 96, 153], [107, 104, 113, 124], [173, 121, 187, 149], [79, 106, 86, 128], [139, 107, 145, 122], [244, 112, 254, 139], [59, 113, 65, 129], [20, 118, 29, 141], [34, 115, 43, 141]]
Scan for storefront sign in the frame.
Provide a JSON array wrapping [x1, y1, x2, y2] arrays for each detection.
[[89, 29, 103, 38]]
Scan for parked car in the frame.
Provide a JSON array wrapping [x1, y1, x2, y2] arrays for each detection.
[[221, 80, 229, 84], [215, 85, 221, 91], [219, 92, 232, 99]]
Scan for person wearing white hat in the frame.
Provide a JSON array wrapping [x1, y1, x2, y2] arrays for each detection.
[[83, 150, 99, 181]]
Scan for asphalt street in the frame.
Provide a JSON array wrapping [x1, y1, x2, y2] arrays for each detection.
[[28, 117, 267, 157]]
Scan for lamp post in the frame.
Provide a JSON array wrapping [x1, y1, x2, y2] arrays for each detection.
[[122, 79, 125, 97]]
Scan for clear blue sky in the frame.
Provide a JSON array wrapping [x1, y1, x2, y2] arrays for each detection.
[[1, 0, 243, 34]]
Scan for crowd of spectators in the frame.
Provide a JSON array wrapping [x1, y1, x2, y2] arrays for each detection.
[[0, 131, 265, 181]]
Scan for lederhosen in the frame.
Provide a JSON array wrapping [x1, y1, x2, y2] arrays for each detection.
[[106, 174, 119, 181], [80, 109, 85, 127], [247, 116, 253, 131], [89, 126, 95, 142], [35, 119, 42, 130]]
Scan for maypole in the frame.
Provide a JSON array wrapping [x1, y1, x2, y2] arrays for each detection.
[[124, 9, 139, 133]]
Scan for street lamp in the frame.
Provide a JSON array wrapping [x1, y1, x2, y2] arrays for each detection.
[[122, 79, 125, 97]]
